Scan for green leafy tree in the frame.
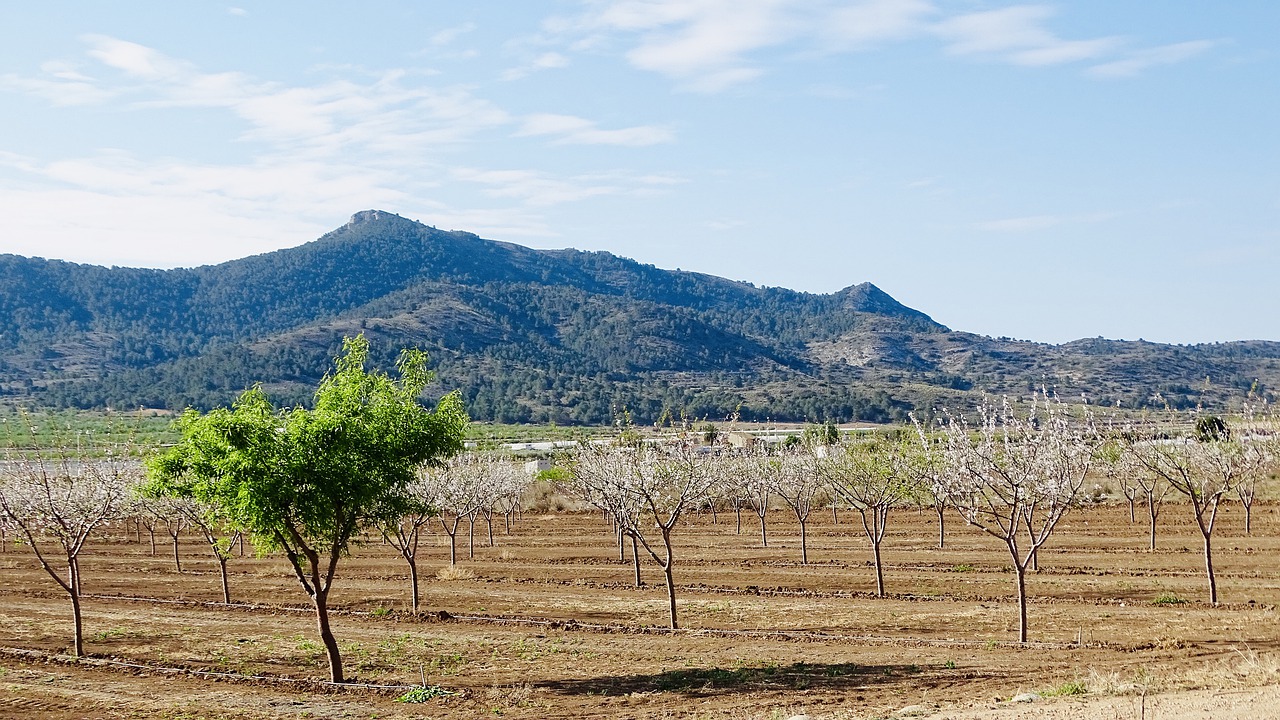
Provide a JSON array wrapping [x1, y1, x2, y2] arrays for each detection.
[[802, 420, 840, 447], [145, 336, 466, 682]]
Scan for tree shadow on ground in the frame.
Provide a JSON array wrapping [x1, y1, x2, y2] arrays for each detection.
[[539, 661, 956, 698]]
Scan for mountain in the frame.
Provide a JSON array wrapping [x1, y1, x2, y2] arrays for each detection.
[[2, 210, 1277, 424]]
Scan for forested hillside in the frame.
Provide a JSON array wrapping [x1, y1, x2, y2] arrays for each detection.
[[2, 210, 1277, 423]]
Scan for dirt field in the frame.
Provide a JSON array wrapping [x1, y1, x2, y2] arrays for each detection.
[[2, 502, 1279, 719]]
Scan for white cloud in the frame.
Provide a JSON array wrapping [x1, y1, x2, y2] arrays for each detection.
[[36, 37, 512, 162], [933, 6, 1121, 66], [85, 34, 188, 81], [516, 113, 673, 146], [429, 22, 477, 46], [977, 214, 1062, 232], [0, 36, 678, 266], [977, 211, 1116, 233], [579, 0, 801, 91], [1088, 40, 1217, 78], [821, 0, 936, 49], [500, 51, 571, 81], [451, 166, 679, 207], [568, 1, 1204, 90], [0, 69, 116, 106], [1011, 37, 1123, 67], [227, 7, 247, 17]]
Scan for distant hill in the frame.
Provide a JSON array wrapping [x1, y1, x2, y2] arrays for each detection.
[[2, 210, 1277, 424]]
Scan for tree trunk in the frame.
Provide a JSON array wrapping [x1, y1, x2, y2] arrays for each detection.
[[1127, 497, 1136, 523], [831, 504, 838, 525], [798, 517, 808, 565], [314, 592, 344, 683], [69, 588, 84, 657], [734, 505, 742, 535], [1202, 527, 1218, 605], [661, 529, 678, 630], [68, 558, 84, 657], [1146, 494, 1159, 551], [171, 533, 182, 573], [1015, 562, 1028, 643], [148, 529, 156, 557], [935, 505, 946, 549], [630, 533, 642, 587], [871, 538, 885, 597], [1243, 502, 1253, 535], [758, 514, 768, 548], [408, 556, 420, 614], [484, 512, 494, 547], [466, 515, 475, 559], [218, 556, 231, 604]]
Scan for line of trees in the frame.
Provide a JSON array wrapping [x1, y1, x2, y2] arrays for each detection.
[[2, 375, 1276, 682], [561, 394, 1278, 641]]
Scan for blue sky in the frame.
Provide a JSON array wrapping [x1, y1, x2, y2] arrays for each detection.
[[1, 2, 1275, 344]]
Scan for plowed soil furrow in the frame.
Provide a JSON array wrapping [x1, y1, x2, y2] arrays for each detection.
[[0, 504, 1277, 718]]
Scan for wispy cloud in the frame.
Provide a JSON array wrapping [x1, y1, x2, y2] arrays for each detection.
[[820, 0, 936, 49], [452, 167, 682, 207], [0, 60, 117, 106], [429, 22, 477, 47], [575, 0, 803, 92], [0, 35, 678, 266], [933, 6, 1121, 67], [977, 214, 1063, 233], [501, 51, 571, 81], [1089, 40, 1218, 78], [977, 211, 1116, 233], [515, 113, 673, 146], [70, 36, 513, 160], [563, 1, 1214, 89]]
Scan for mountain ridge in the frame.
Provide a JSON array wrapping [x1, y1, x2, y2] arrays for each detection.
[[2, 210, 1277, 424]]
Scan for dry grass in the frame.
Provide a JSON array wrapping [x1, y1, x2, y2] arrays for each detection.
[[435, 564, 476, 581], [484, 681, 534, 708], [1200, 647, 1280, 687], [1079, 646, 1280, 699]]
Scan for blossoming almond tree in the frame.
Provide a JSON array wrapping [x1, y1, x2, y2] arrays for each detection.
[[567, 439, 647, 587], [1103, 433, 1172, 551], [380, 471, 438, 613], [423, 454, 486, 566], [765, 448, 823, 565], [737, 447, 776, 548], [568, 437, 716, 629], [939, 394, 1097, 642], [0, 424, 134, 656]]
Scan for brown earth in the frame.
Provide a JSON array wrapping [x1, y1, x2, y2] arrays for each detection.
[[1, 502, 1278, 719]]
